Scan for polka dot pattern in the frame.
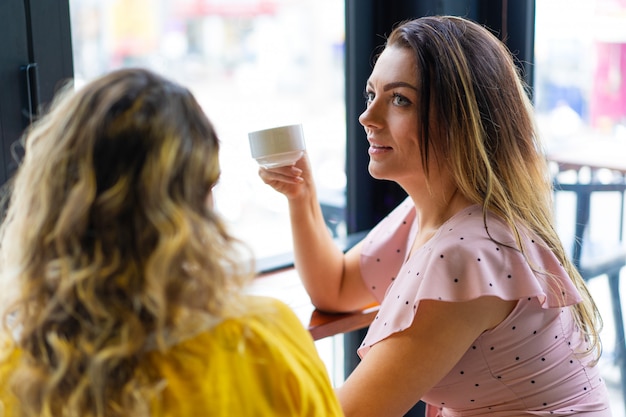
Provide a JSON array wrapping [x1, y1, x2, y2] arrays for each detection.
[[357, 199, 609, 415]]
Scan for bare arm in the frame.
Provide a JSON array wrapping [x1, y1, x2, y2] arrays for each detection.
[[337, 296, 517, 417], [258, 153, 376, 312]]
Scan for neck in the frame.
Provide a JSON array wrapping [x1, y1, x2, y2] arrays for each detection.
[[408, 186, 473, 250]]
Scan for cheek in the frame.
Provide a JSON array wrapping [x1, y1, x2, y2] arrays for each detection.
[[394, 123, 421, 153]]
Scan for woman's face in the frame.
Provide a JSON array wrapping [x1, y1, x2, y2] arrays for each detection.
[[359, 46, 428, 189]]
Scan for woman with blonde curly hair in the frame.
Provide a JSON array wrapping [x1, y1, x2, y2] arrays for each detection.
[[0, 68, 342, 417], [259, 15, 610, 416]]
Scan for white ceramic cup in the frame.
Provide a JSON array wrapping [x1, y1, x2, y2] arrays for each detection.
[[248, 124, 306, 168]]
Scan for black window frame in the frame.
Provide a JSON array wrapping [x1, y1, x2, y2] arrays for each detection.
[[0, 0, 73, 185]]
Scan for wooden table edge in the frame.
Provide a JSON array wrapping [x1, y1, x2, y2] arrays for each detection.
[[308, 304, 379, 340]]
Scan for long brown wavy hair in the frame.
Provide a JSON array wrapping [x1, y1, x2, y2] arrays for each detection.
[[0, 68, 253, 416], [384, 16, 602, 358]]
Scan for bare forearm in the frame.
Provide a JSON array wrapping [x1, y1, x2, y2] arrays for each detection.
[[288, 191, 346, 311], [257, 155, 372, 311]]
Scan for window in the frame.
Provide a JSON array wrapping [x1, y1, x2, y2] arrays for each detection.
[[534, 1, 626, 269], [534, 1, 626, 414], [534, 0, 626, 148], [69, 0, 347, 261]]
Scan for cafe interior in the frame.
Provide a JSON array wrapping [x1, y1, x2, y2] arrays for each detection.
[[1, 0, 625, 415]]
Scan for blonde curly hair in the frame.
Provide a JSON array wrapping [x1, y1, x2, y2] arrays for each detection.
[[0, 68, 253, 417]]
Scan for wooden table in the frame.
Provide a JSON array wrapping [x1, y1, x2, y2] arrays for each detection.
[[246, 266, 379, 340]]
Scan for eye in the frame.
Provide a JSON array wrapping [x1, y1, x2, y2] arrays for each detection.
[[392, 93, 411, 107], [363, 89, 375, 106]]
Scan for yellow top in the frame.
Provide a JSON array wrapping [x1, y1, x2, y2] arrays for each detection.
[[0, 296, 344, 417]]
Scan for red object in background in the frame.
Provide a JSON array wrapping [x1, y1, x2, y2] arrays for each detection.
[[590, 41, 626, 129], [175, 0, 277, 17]]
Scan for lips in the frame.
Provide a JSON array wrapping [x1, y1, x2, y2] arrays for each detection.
[[368, 141, 393, 155], [368, 138, 392, 148], [367, 138, 392, 149], [370, 144, 392, 149]]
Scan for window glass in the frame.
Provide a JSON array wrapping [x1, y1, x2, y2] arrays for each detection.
[[534, 0, 626, 146], [534, 1, 626, 412], [69, 0, 346, 260], [535, 0, 626, 249]]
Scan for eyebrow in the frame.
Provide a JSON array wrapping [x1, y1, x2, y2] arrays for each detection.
[[367, 80, 419, 92]]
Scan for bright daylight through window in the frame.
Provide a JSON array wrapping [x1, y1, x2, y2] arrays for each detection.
[[535, 0, 626, 413], [69, 0, 347, 261]]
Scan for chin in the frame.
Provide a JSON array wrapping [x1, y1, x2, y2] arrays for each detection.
[[367, 163, 391, 181]]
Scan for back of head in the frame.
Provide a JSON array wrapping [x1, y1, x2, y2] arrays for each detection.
[[0, 68, 251, 416]]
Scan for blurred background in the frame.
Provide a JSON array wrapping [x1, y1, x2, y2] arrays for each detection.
[[66, 0, 626, 262], [1, 0, 625, 414], [69, 0, 348, 260]]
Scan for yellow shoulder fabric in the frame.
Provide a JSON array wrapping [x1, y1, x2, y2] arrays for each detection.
[[0, 339, 19, 417], [0, 296, 343, 417], [144, 296, 344, 416]]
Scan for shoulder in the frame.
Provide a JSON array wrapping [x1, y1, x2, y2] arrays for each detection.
[[408, 207, 578, 306], [0, 339, 20, 417], [0, 335, 19, 378], [172, 295, 315, 360], [362, 197, 415, 252], [436, 205, 516, 245], [238, 295, 308, 336], [243, 294, 299, 317], [359, 198, 416, 299], [426, 208, 518, 267], [146, 296, 343, 416]]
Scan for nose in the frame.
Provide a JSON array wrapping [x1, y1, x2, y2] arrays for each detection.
[[359, 102, 378, 129], [358, 108, 368, 127]]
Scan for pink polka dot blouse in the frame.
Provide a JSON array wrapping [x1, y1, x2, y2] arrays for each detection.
[[358, 198, 611, 416]]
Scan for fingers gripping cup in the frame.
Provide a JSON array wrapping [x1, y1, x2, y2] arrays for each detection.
[[248, 124, 306, 168]]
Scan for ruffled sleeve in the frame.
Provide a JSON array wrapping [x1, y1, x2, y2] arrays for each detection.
[[358, 205, 582, 358], [360, 197, 416, 302]]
